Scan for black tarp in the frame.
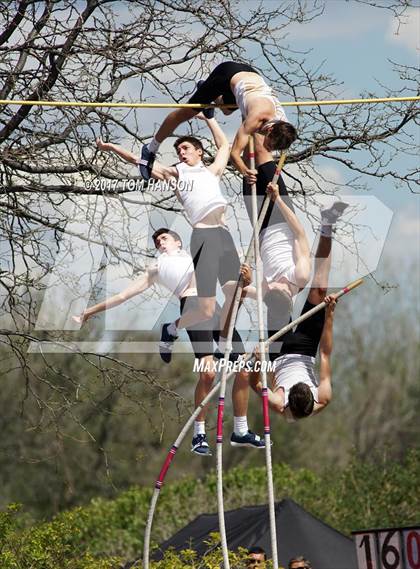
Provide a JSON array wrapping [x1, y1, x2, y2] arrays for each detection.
[[155, 498, 357, 569]]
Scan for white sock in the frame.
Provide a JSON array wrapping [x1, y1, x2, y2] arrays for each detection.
[[194, 421, 206, 437], [234, 416, 249, 437], [167, 322, 178, 337], [320, 224, 333, 238], [148, 137, 160, 154]]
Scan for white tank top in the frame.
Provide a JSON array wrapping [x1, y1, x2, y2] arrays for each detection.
[[233, 78, 288, 122], [260, 222, 297, 286], [156, 250, 196, 299], [274, 353, 319, 422], [176, 161, 227, 226]]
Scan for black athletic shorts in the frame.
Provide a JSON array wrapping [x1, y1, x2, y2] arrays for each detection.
[[181, 296, 215, 360], [273, 299, 326, 359], [242, 160, 295, 233], [188, 61, 257, 108], [181, 296, 245, 360], [190, 226, 241, 298]]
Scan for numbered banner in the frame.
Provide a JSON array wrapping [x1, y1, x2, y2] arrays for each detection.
[[354, 528, 420, 569], [403, 530, 420, 569], [356, 532, 380, 569], [378, 531, 402, 569]]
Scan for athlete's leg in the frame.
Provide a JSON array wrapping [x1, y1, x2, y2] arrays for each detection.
[[188, 322, 216, 456], [195, 356, 217, 422], [308, 232, 332, 305], [232, 368, 249, 419], [218, 228, 241, 340], [154, 108, 199, 144], [159, 287, 215, 364], [141, 66, 225, 179], [219, 280, 238, 339], [154, 63, 238, 145], [176, 228, 220, 330], [176, 296, 216, 329], [279, 204, 347, 360], [230, 368, 265, 448], [214, 95, 234, 115], [308, 202, 348, 304], [192, 363, 214, 455]]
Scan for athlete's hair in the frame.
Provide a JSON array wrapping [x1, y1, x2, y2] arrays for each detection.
[[267, 120, 297, 151], [173, 136, 204, 153], [152, 227, 182, 248], [288, 382, 314, 419], [248, 546, 267, 560], [288, 555, 312, 569]]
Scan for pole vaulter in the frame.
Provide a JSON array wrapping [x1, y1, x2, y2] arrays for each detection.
[[142, 278, 363, 568]]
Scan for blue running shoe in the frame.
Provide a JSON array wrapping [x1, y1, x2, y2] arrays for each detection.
[[196, 80, 215, 119], [139, 145, 155, 181], [214, 349, 243, 363], [230, 430, 266, 449], [159, 323, 178, 363], [191, 433, 212, 456]]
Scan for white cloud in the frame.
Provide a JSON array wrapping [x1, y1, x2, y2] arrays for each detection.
[[286, 3, 386, 41], [382, 202, 420, 261], [387, 8, 420, 52]]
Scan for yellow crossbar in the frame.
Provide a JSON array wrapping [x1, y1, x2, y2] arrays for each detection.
[[0, 96, 418, 109]]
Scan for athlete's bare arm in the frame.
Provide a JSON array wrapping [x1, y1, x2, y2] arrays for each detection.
[[230, 120, 260, 183], [96, 137, 139, 165], [72, 268, 157, 325], [230, 101, 274, 181], [96, 137, 177, 181], [151, 161, 178, 181], [201, 114, 230, 177]]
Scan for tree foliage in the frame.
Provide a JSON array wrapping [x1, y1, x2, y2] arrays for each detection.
[[1, 450, 419, 568]]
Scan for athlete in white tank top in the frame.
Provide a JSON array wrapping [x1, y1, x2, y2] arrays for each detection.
[[273, 354, 319, 423], [133, 62, 297, 186], [175, 161, 227, 226], [243, 182, 311, 305], [72, 231, 197, 326], [144, 115, 246, 356], [156, 249, 197, 299], [248, 205, 350, 422], [228, 70, 297, 185], [233, 77, 288, 123]]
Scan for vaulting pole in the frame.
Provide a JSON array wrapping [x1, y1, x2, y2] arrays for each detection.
[[249, 135, 279, 568], [144, 148, 288, 568]]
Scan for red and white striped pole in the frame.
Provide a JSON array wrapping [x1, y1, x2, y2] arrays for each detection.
[[249, 135, 279, 568]]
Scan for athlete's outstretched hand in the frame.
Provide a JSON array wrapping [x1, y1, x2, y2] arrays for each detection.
[[72, 313, 89, 326], [96, 137, 112, 151], [266, 181, 279, 202], [324, 294, 338, 315], [240, 263, 252, 287]]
